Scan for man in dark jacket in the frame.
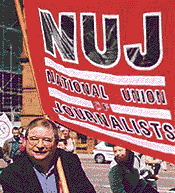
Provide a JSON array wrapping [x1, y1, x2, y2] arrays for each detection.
[[0, 118, 96, 193], [3, 126, 22, 163], [109, 146, 140, 193], [109, 145, 159, 193]]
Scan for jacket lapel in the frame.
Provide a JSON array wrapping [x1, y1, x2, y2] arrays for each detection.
[[18, 153, 44, 193]]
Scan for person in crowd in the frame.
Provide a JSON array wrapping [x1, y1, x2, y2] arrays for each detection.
[[60, 126, 75, 153], [57, 138, 67, 150], [133, 152, 168, 191], [143, 155, 162, 190], [2, 126, 22, 163], [134, 153, 162, 190], [109, 145, 140, 193], [0, 147, 7, 171], [109, 145, 159, 193], [19, 126, 25, 138], [160, 161, 168, 171], [19, 126, 26, 152], [0, 118, 96, 193]]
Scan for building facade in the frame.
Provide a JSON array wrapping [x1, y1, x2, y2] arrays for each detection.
[[0, 1, 23, 125]]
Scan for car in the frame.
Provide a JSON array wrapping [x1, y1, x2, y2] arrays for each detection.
[[92, 141, 114, 163]]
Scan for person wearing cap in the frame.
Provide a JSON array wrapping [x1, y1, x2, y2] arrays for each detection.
[[0, 118, 96, 193]]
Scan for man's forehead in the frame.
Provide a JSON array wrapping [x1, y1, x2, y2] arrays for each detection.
[[114, 146, 125, 151], [12, 129, 19, 133], [58, 142, 64, 145], [28, 126, 55, 137]]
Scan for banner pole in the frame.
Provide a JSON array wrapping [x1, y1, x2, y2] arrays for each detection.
[[57, 157, 70, 193], [14, 1, 69, 192]]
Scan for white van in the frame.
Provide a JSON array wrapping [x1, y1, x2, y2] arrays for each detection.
[[92, 141, 114, 163]]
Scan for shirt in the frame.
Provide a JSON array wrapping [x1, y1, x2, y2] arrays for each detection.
[[10, 140, 20, 159], [34, 165, 58, 193]]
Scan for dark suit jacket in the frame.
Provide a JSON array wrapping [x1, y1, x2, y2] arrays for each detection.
[[0, 149, 96, 193]]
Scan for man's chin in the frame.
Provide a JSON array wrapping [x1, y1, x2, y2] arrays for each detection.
[[117, 157, 125, 162], [32, 152, 49, 160]]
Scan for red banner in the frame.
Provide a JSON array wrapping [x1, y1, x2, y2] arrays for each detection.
[[23, 0, 175, 163]]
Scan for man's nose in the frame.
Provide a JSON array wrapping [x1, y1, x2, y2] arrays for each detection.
[[116, 152, 121, 156], [36, 139, 45, 147]]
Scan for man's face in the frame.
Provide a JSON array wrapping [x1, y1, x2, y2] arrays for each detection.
[[12, 129, 20, 137], [63, 130, 69, 137], [26, 126, 57, 162], [57, 142, 66, 150], [113, 146, 128, 162], [12, 129, 20, 141], [19, 128, 23, 134]]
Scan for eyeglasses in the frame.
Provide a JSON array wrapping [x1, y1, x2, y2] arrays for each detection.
[[27, 137, 54, 146]]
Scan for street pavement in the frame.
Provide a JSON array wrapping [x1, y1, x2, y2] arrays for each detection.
[[77, 153, 93, 160], [78, 153, 175, 193]]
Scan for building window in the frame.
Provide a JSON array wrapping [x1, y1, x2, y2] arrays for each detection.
[[0, 72, 22, 116]]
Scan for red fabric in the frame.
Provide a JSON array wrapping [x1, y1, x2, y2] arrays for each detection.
[[23, 0, 175, 164], [19, 137, 26, 152]]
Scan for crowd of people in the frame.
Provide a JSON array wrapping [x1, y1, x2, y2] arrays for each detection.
[[0, 117, 173, 193]]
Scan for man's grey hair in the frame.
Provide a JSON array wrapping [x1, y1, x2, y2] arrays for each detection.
[[25, 118, 59, 145]]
